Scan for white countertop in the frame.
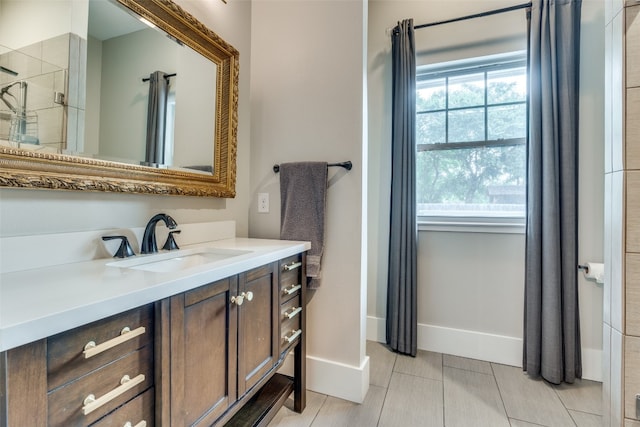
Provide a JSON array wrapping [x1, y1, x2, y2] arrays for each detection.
[[0, 238, 310, 352]]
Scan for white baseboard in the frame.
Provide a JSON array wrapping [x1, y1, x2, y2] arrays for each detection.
[[306, 355, 370, 403], [278, 353, 370, 403], [582, 347, 603, 382], [367, 316, 602, 381]]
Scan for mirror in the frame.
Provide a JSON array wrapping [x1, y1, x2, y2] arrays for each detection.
[[0, 0, 239, 197], [86, 0, 217, 171]]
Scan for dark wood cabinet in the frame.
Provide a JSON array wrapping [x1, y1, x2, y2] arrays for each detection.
[[167, 277, 238, 427], [163, 262, 281, 427], [0, 252, 306, 427], [224, 253, 306, 427], [237, 263, 279, 397], [0, 305, 155, 427], [278, 254, 306, 413]]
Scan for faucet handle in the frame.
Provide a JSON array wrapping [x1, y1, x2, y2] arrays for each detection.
[[162, 230, 181, 251], [102, 235, 136, 258]]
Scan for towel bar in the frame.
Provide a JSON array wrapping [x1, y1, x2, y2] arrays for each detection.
[[273, 161, 352, 173]]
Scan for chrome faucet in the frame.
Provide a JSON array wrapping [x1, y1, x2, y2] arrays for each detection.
[[141, 213, 178, 254]]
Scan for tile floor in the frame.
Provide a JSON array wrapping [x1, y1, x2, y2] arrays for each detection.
[[269, 341, 603, 427]]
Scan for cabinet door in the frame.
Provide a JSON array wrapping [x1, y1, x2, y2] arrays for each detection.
[[237, 263, 279, 396], [169, 277, 238, 427]]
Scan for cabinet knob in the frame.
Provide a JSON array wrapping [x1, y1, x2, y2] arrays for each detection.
[[231, 292, 253, 306]]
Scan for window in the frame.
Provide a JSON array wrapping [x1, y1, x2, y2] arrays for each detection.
[[416, 53, 527, 227]]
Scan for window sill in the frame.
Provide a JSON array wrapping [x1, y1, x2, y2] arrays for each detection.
[[418, 218, 525, 234]]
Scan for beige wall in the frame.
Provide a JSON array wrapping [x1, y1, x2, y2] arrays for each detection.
[[248, 0, 369, 402], [0, 0, 252, 237], [368, 0, 604, 379]]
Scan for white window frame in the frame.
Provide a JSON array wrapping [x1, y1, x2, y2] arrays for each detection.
[[416, 52, 527, 234]]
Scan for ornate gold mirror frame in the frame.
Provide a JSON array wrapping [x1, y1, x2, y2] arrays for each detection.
[[0, 0, 238, 197]]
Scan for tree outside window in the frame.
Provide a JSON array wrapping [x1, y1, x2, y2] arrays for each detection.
[[416, 54, 527, 219]]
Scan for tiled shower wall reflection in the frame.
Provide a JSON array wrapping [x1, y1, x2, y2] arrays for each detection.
[[0, 33, 86, 153]]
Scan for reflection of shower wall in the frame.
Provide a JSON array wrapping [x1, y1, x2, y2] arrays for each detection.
[[0, 33, 86, 152]]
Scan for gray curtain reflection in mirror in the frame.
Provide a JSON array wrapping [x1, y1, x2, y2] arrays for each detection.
[[145, 71, 170, 165]]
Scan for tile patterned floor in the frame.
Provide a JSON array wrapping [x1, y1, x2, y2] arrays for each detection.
[[269, 341, 602, 427]]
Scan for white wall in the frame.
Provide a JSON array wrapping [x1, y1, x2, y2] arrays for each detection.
[[88, 27, 216, 168], [0, 0, 87, 50], [248, 0, 369, 403], [0, 0, 252, 238], [85, 35, 101, 155], [97, 29, 179, 162], [173, 47, 216, 169], [367, 0, 605, 380]]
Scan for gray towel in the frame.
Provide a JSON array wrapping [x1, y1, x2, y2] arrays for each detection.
[[279, 162, 328, 289]]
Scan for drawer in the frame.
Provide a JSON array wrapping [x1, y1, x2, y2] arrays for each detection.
[[280, 255, 302, 278], [280, 299, 303, 324], [280, 254, 302, 271], [48, 344, 154, 427], [48, 304, 154, 390], [281, 315, 302, 352], [280, 255, 303, 304], [280, 280, 302, 303], [90, 387, 154, 427]]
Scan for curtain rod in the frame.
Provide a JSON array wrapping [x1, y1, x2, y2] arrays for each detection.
[[142, 73, 177, 82], [407, 2, 532, 32]]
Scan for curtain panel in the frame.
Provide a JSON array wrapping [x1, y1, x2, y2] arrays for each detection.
[[524, 0, 582, 384], [387, 19, 418, 357], [145, 70, 169, 165]]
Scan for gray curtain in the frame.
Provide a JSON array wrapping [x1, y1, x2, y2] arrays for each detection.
[[387, 19, 417, 357], [524, 0, 582, 384], [145, 71, 169, 165]]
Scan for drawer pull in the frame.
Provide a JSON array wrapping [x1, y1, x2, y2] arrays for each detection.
[[83, 326, 146, 359], [283, 329, 302, 344], [82, 374, 145, 415], [283, 307, 302, 320], [282, 284, 301, 296], [124, 421, 147, 427], [283, 261, 302, 271]]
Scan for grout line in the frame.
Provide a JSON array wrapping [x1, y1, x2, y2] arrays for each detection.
[[379, 345, 396, 425], [549, 383, 578, 426], [491, 362, 512, 423], [376, 382, 391, 427], [567, 409, 579, 427], [440, 352, 445, 427], [508, 417, 547, 426], [443, 364, 495, 376], [566, 408, 604, 417], [308, 394, 328, 427]]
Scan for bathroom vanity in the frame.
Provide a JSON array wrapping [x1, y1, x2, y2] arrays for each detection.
[[0, 237, 309, 427]]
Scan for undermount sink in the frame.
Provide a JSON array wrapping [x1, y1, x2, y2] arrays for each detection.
[[107, 247, 251, 273]]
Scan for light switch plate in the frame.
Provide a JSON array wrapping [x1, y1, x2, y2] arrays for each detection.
[[258, 193, 269, 213]]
